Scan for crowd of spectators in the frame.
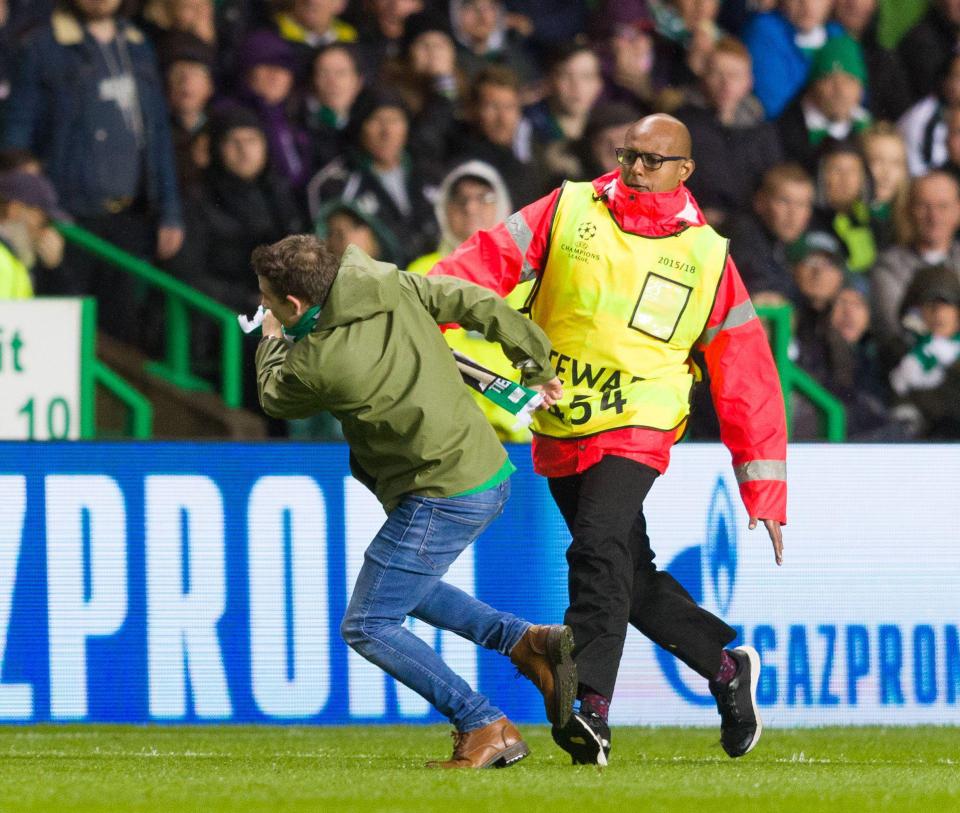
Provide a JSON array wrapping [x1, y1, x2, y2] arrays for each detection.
[[1, 0, 960, 440]]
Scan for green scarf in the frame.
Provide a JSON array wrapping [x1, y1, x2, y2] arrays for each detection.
[[282, 305, 322, 342], [912, 333, 960, 372]]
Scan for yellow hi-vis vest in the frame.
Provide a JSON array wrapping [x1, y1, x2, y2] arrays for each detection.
[[409, 251, 534, 443], [528, 182, 728, 438]]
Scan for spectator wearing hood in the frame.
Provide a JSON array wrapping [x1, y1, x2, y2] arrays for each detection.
[[177, 107, 304, 311], [742, 0, 845, 119], [898, 53, 960, 178], [778, 35, 872, 174], [676, 36, 783, 229], [298, 43, 365, 170], [306, 91, 439, 265], [0, 170, 69, 299], [407, 160, 530, 441], [888, 263, 960, 438], [232, 29, 312, 189], [450, 0, 538, 85], [160, 32, 216, 196]]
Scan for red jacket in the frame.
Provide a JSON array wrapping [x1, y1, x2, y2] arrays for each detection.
[[429, 171, 787, 523]]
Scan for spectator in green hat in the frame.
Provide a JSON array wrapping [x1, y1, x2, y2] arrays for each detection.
[[778, 35, 871, 173]]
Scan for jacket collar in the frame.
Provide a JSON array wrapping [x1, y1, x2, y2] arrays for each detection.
[[590, 170, 704, 237], [52, 8, 144, 46]]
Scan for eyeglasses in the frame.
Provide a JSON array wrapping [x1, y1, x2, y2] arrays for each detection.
[[615, 148, 688, 170]]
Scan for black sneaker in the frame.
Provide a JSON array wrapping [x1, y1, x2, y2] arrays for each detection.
[[551, 709, 611, 766], [709, 645, 762, 758]]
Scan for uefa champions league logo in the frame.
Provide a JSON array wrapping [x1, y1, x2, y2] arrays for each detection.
[[656, 476, 738, 704]]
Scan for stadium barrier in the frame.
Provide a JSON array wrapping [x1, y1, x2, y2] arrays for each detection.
[[55, 222, 244, 409], [1, 441, 956, 727]]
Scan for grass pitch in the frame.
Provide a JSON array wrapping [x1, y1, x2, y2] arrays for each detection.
[[0, 725, 957, 813]]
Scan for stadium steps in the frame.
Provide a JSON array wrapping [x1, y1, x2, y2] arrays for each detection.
[[95, 332, 266, 439]]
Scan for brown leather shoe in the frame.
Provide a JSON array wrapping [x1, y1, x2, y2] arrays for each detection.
[[510, 624, 577, 727], [426, 718, 529, 769]]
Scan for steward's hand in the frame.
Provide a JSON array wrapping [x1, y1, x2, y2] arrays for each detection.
[[750, 517, 783, 566], [532, 377, 563, 408]]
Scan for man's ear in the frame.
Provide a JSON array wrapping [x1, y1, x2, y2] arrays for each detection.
[[680, 158, 695, 183], [286, 294, 306, 316]]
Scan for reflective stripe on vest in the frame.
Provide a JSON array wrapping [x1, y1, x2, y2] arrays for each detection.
[[529, 182, 728, 437]]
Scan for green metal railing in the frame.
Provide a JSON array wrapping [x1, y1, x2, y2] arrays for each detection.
[[56, 222, 243, 408], [77, 297, 153, 439], [91, 360, 154, 438], [757, 304, 847, 441]]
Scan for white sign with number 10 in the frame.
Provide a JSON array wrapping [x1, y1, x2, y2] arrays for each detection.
[[0, 299, 84, 440]]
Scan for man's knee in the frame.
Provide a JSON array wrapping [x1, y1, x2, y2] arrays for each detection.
[[340, 610, 401, 651], [340, 609, 374, 651]]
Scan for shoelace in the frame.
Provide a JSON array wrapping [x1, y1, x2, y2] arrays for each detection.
[[718, 686, 739, 718]]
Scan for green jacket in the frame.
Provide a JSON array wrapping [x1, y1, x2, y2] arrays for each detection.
[[255, 245, 556, 512]]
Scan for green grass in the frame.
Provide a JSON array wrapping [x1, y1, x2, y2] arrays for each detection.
[[0, 725, 957, 813]]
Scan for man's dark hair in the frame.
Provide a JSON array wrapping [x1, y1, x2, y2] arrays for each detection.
[[545, 41, 598, 76], [251, 235, 341, 306], [471, 65, 521, 107]]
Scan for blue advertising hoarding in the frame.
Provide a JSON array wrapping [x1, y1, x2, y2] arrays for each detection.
[[0, 442, 958, 726]]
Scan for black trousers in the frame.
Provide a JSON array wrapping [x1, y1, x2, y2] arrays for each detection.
[[549, 455, 737, 700]]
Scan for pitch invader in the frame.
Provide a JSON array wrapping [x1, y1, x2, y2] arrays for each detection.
[[252, 234, 575, 768]]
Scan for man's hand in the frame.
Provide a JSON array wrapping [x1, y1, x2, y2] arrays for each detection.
[[156, 226, 185, 261], [750, 517, 783, 566], [532, 377, 563, 408], [261, 309, 284, 338]]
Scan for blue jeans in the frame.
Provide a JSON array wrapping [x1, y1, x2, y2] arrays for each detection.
[[341, 480, 530, 732]]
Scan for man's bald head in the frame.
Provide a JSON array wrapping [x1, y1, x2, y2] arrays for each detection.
[[618, 114, 695, 194], [625, 114, 692, 157]]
